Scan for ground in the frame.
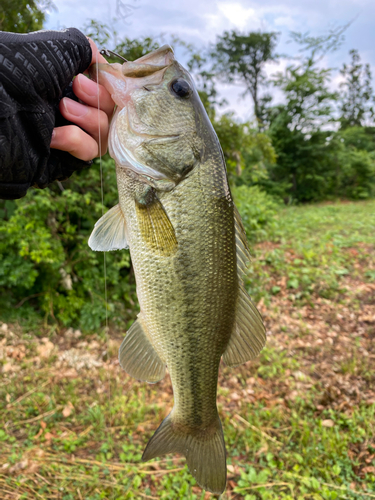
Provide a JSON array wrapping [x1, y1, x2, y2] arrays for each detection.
[[0, 200, 374, 499]]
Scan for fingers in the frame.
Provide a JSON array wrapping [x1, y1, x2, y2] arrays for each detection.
[[50, 126, 99, 161], [73, 74, 114, 119], [88, 37, 108, 65], [51, 39, 116, 162], [56, 97, 109, 156]]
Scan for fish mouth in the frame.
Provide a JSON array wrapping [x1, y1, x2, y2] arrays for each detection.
[[121, 45, 175, 77], [130, 45, 175, 66], [89, 45, 175, 81]]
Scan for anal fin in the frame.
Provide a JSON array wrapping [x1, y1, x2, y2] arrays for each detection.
[[223, 284, 266, 367], [119, 313, 166, 383]]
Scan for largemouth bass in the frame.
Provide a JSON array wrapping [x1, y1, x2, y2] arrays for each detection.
[[88, 45, 266, 494]]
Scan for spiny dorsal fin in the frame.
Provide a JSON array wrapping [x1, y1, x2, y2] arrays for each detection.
[[135, 194, 177, 256], [88, 204, 128, 252], [223, 206, 266, 367], [119, 313, 166, 384]]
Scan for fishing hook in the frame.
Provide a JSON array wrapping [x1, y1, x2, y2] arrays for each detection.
[[99, 49, 128, 62]]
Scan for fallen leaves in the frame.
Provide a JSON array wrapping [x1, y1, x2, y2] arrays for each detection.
[[2, 362, 20, 373], [2, 458, 40, 476], [62, 402, 74, 418], [32, 421, 47, 440], [322, 419, 335, 428], [36, 338, 55, 359], [58, 348, 102, 370]]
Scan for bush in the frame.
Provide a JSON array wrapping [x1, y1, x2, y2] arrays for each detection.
[[232, 185, 280, 242], [0, 156, 137, 331], [337, 146, 375, 200]]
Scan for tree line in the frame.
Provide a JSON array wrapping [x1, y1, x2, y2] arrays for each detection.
[[0, 3, 374, 329], [85, 18, 375, 203]]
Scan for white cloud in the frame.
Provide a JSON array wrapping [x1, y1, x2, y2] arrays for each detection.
[[217, 2, 261, 30]]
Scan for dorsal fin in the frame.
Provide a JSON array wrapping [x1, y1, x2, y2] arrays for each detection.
[[223, 206, 266, 367]]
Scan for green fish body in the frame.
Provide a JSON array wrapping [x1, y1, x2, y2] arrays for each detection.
[[89, 46, 266, 494]]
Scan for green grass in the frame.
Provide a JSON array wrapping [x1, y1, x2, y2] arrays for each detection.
[[247, 199, 375, 304], [1, 199, 375, 499]]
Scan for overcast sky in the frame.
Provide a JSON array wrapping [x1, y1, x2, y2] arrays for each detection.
[[45, 0, 375, 121]]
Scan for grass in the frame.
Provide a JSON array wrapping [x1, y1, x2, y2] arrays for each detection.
[[1, 199, 375, 499], [247, 199, 375, 304]]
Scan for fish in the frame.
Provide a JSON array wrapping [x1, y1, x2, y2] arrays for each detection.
[[88, 45, 266, 494]]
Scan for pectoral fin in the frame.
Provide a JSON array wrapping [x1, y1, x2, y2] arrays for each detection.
[[135, 193, 177, 256], [119, 313, 166, 383], [88, 204, 128, 251], [223, 205, 266, 366]]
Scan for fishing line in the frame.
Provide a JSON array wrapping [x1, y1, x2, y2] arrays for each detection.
[[95, 49, 115, 495], [95, 52, 109, 338]]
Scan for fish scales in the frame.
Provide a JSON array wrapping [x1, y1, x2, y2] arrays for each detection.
[[118, 153, 237, 427], [88, 44, 266, 494]]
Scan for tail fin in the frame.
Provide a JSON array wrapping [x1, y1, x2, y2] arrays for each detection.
[[142, 412, 227, 494]]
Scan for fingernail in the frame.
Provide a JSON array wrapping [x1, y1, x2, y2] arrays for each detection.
[[62, 98, 88, 117], [76, 73, 99, 97], [50, 129, 57, 147]]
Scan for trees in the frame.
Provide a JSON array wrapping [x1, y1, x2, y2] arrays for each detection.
[[265, 34, 339, 202], [0, 0, 50, 33], [339, 49, 375, 128], [267, 57, 375, 202], [211, 31, 279, 126]]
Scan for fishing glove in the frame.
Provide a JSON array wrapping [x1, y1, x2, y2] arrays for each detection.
[[0, 28, 92, 200]]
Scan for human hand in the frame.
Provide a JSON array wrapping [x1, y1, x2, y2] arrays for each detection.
[[0, 27, 107, 199], [50, 40, 115, 161]]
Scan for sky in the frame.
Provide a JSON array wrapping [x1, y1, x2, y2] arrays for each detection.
[[45, 0, 375, 121]]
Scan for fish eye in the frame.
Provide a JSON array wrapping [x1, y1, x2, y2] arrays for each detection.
[[170, 78, 191, 98]]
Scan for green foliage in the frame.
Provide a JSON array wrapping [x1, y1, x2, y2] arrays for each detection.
[[265, 35, 337, 202], [0, 0, 50, 33], [232, 185, 280, 243], [265, 30, 375, 202], [271, 64, 337, 132], [83, 19, 112, 47], [289, 24, 350, 62], [83, 18, 161, 62], [214, 114, 276, 183], [267, 114, 333, 202], [339, 125, 375, 151], [339, 49, 375, 128], [0, 157, 137, 331], [212, 30, 279, 123], [336, 143, 375, 199]]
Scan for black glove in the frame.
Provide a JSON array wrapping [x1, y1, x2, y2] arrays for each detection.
[[0, 28, 92, 200]]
